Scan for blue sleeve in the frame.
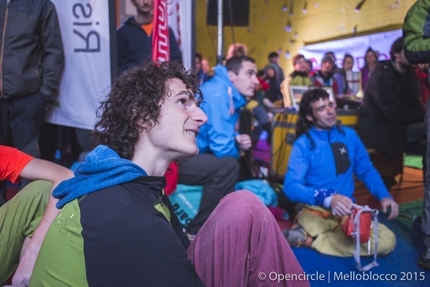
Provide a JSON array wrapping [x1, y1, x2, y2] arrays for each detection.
[[201, 85, 239, 158], [283, 141, 319, 205], [351, 130, 392, 201]]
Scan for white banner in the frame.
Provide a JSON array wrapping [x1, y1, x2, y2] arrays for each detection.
[[299, 30, 403, 71], [168, 0, 192, 70], [46, 0, 112, 130]]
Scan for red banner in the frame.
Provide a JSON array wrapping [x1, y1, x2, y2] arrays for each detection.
[[152, 0, 170, 62]]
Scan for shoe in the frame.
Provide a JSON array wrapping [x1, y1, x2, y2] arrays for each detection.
[[283, 226, 313, 247], [418, 247, 430, 271]]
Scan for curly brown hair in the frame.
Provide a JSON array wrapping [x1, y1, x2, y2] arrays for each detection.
[[93, 61, 202, 159]]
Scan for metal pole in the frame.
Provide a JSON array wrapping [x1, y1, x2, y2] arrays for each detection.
[[217, 0, 224, 64]]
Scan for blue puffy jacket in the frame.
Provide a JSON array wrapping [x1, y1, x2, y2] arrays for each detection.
[[197, 65, 246, 158]]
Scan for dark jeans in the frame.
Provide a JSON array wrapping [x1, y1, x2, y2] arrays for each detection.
[[178, 154, 239, 235], [0, 91, 46, 203], [0, 91, 46, 156]]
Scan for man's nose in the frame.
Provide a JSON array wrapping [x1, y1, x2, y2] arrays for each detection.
[[191, 107, 208, 126]]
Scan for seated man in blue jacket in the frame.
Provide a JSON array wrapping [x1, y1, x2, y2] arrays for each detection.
[[178, 56, 259, 235], [283, 88, 399, 257]]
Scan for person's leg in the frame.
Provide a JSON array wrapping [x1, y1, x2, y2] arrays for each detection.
[[0, 180, 51, 284], [187, 190, 309, 287], [9, 91, 46, 158], [178, 154, 239, 235]]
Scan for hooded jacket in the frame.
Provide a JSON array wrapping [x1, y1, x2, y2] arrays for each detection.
[[0, 0, 64, 98], [117, 16, 182, 71], [196, 64, 246, 158]]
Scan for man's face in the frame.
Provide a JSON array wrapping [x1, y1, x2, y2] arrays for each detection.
[[343, 57, 354, 71], [270, 56, 279, 64], [195, 57, 202, 73], [306, 97, 337, 130], [320, 61, 333, 74], [144, 78, 207, 160], [228, 61, 259, 97], [294, 57, 306, 72], [395, 49, 411, 67], [131, 0, 153, 14], [201, 59, 210, 73]]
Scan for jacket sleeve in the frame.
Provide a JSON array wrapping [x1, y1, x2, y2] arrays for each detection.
[[39, 2, 65, 97], [366, 67, 425, 124], [283, 142, 318, 205], [202, 86, 239, 158], [169, 28, 182, 63], [403, 0, 430, 64], [117, 28, 127, 72], [351, 131, 392, 201]]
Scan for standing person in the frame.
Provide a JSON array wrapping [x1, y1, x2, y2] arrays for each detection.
[[195, 53, 210, 86], [264, 51, 285, 82], [403, 0, 430, 270], [281, 54, 312, 108], [0, 0, 64, 159], [29, 61, 309, 287], [283, 88, 398, 257], [117, 0, 182, 72], [333, 54, 354, 95], [358, 37, 425, 188], [0, 145, 73, 287], [310, 55, 338, 94], [178, 56, 259, 236], [360, 48, 378, 90]]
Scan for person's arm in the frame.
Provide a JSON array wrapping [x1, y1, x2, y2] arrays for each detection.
[[202, 85, 241, 158], [168, 28, 182, 64], [403, 0, 430, 64], [39, 1, 65, 99], [283, 142, 319, 205], [12, 159, 73, 287]]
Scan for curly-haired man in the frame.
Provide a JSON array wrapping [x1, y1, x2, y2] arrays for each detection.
[[30, 61, 308, 287]]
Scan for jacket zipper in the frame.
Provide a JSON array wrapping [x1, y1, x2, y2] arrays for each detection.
[[0, 0, 11, 98]]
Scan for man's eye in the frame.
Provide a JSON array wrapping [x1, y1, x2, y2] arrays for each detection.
[[179, 99, 186, 104]]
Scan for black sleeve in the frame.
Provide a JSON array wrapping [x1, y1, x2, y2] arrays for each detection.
[[39, 1, 65, 97], [83, 205, 205, 287], [169, 28, 182, 63]]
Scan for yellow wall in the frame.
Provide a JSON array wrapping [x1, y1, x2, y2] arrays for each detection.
[[196, 0, 416, 74]]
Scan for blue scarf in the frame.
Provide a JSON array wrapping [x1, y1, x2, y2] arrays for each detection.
[[53, 145, 147, 208]]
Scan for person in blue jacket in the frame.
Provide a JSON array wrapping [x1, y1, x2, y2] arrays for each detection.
[[283, 88, 399, 257], [178, 55, 259, 235]]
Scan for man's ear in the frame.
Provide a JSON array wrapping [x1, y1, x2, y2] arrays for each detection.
[[227, 70, 236, 83], [305, 114, 314, 122]]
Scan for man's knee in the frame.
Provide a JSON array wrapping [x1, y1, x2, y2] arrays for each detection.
[[220, 190, 266, 218], [377, 225, 396, 255]]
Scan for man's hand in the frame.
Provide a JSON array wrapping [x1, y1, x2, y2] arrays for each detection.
[[330, 194, 353, 216], [380, 198, 399, 220], [235, 134, 252, 150], [11, 237, 35, 287]]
